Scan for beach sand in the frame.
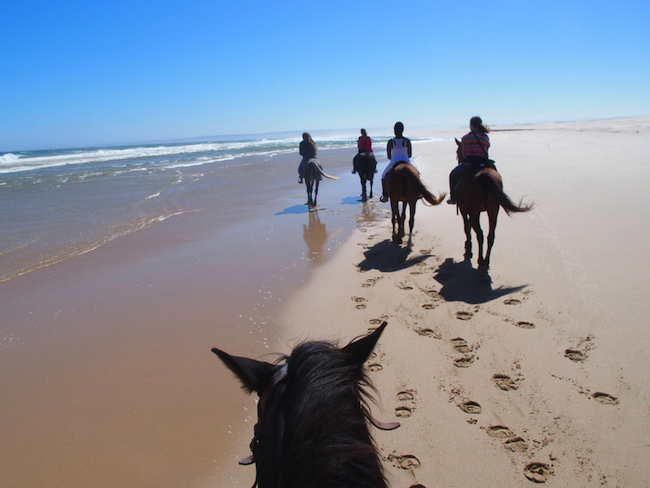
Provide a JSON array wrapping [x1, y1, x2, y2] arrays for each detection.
[[2, 118, 649, 487], [276, 118, 650, 487]]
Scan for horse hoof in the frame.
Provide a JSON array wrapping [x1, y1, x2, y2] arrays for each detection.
[[477, 267, 491, 283]]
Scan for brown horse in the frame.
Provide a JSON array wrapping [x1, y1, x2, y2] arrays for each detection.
[[386, 162, 445, 248], [453, 139, 534, 281], [212, 322, 398, 488], [303, 158, 339, 208]]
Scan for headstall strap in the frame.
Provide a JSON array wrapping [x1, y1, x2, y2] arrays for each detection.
[[238, 363, 289, 488]]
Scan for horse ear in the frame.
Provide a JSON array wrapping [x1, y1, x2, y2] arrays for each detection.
[[455, 138, 461, 146], [342, 321, 387, 365], [212, 348, 276, 395]]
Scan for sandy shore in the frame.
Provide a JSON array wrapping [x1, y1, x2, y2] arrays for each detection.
[[2, 118, 649, 487], [271, 118, 650, 487]]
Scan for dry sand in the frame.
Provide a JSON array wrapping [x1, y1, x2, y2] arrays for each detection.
[[265, 118, 650, 487]]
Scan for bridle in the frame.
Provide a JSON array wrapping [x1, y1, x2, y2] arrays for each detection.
[[238, 363, 289, 488]]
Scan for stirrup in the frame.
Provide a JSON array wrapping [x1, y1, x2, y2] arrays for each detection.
[[380, 195, 388, 203]]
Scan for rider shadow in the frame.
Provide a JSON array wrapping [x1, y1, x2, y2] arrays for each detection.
[[357, 240, 431, 273], [433, 258, 528, 305]]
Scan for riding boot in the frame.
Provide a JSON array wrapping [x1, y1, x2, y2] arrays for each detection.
[[379, 179, 388, 203]]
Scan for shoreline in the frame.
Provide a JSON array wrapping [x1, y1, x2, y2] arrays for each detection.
[[1, 117, 649, 487]]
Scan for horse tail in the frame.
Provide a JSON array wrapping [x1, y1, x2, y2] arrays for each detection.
[[313, 162, 339, 180], [478, 172, 535, 216], [411, 172, 446, 206]]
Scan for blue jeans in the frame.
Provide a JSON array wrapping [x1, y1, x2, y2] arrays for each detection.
[[449, 163, 467, 197]]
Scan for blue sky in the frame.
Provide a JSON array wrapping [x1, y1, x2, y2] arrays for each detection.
[[2, 0, 649, 151]]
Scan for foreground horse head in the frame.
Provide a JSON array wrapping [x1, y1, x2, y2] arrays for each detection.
[[386, 162, 446, 248], [212, 322, 397, 488], [353, 152, 378, 201], [454, 139, 535, 281], [303, 159, 339, 208]]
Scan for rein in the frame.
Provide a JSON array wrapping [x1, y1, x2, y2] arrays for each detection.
[[239, 363, 288, 488]]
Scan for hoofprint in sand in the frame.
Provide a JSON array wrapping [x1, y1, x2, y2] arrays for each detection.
[[275, 118, 650, 487]]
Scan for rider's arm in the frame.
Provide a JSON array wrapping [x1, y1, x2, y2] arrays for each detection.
[[386, 139, 393, 160], [406, 138, 412, 158]]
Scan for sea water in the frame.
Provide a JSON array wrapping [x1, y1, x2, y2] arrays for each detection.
[[0, 131, 440, 283]]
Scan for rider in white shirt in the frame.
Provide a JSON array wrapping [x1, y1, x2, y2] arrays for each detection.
[[380, 122, 417, 202]]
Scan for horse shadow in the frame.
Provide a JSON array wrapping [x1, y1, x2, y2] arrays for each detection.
[[276, 204, 310, 215], [357, 240, 432, 273], [341, 195, 370, 205], [433, 258, 528, 304]]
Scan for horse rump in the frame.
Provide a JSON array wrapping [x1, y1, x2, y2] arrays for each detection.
[[355, 152, 377, 176], [478, 171, 535, 215], [397, 164, 446, 206]]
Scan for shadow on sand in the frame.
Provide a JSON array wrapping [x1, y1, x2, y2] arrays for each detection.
[[357, 240, 431, 273], [433, 258, 528, 305], [276, 204, 312, 216]]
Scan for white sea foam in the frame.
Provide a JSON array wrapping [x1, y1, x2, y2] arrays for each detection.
[[0, 134, 444, 175]]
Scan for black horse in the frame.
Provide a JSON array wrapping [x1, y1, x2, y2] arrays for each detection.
[[303, 158, 338, 208], [212, 322, 398, 488], [353, 152, 377, 201]]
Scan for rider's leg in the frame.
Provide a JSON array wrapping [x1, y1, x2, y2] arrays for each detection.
[[380, 178, 389, 202], [447, 164, 465, 204]]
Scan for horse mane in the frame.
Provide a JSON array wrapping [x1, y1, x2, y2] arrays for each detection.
[[276, 340, 387, 488]]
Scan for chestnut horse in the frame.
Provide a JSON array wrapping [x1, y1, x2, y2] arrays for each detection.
[[386, 162, 445, 248], [353, 152, 377, 201], [303, 158, 338, 208], [212, 322, 398, 488], [453, 139, 534, 281]]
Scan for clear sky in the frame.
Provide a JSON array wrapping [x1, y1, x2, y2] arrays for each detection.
[[2, 0, 649, 151]]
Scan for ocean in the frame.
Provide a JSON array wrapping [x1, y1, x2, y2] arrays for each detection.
[[0, 131, 440, 284]]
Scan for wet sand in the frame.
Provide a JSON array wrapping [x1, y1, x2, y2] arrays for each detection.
[[0, 148, 371, 488]]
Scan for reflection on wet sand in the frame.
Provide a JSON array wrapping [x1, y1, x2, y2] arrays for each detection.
[[358, 200, 384, 224], [303, 211, 328, 263]]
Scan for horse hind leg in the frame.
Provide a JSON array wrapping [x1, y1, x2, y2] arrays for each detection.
[[398, 202, 406, 238], [368, 176, 374, 199], [481, 208, 499, 280], [407, 201, 416, 248], [471, 215, 487, 276], [463, 213, 473, 260], [391, 200, 401, 244]]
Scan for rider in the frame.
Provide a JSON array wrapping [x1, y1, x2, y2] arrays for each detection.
[[380, 122, 415, 203], [352, 128, 373, 174], [447, 116, 491, 204], [298, 133, 317, 184]]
